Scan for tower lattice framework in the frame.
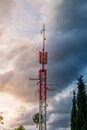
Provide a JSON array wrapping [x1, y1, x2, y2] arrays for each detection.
[[39, 24, 48, 130]]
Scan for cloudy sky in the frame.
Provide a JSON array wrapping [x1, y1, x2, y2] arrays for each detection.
[[0, 0, 87, 130]]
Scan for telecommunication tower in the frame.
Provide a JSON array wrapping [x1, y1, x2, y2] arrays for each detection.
[[32, 25, 57, 130], [39, 24, 47, 130], [32, 24, 47, 130], [32, 24, 57, 130]]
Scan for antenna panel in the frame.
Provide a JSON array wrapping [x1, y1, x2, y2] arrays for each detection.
[[39, 51, 48, 64]]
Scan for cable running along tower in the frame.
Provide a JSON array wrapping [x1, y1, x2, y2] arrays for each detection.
[[39, 24, 47, 130]]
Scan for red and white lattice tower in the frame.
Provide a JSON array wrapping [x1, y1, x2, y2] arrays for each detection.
[[39, 24, 48, 130]]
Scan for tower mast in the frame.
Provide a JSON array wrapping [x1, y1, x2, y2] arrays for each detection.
[[39, 24, 48, 130]]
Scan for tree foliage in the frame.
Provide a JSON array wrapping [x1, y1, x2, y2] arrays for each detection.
[[0, 115, 4, 124], [76, 75, 87, 130], [71, 75, 87, 130], [71, 91, 76, 130], [15, 125, 25, 130]]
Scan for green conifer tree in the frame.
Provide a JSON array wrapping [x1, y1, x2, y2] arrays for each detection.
[[76, 75, 87, 130], [71, 91, 77, 130]]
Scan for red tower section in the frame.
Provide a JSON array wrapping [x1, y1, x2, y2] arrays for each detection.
[[39, 24, 48, 130]]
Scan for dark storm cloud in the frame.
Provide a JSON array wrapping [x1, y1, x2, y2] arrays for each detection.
[[50, 95, 72, 114], [45, 0, 87, 129], [51, 0, 87, 31], [47, 95, 72, 129], [48, 31, 87, 91], [49, 114, 70, 130], [47, 0, 87, 92]]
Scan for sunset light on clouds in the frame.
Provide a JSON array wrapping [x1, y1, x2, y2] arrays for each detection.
[[0, 0, 87, 130]]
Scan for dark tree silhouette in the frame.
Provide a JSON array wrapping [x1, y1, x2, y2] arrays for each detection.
[[76, 75, 87, 130], [71, 91, 77, 130], [71, 76, 87, 130]]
